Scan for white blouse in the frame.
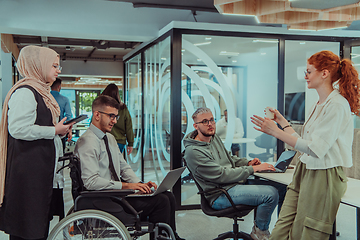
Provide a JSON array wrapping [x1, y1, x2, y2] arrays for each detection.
[[8, 87, 64, 188], [294, 90, 353, 169]]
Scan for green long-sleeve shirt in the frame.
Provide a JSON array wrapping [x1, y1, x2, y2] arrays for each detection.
[[110, 107, 134, 146]]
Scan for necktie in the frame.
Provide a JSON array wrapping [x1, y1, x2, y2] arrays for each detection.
[[103, 135, 120, 181]]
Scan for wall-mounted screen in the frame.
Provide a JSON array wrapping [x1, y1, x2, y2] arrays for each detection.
[[285, 92, 305, 123]]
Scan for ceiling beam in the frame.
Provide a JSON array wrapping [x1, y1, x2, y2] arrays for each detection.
[[132, 2, 218, 12], [12, 36, 139, 49]]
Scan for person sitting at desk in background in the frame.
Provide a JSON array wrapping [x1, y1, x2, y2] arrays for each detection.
[[251, 50, 360, 240], [0, 45, 73, 240], [74, 95, 185, 240], [183, 107, 287, 240], [101, 83, 134, 155], [51, 77, 73, 221], [216, 109, 244, 156]]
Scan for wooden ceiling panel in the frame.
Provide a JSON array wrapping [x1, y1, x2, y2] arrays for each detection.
[[214, 0, 360, 30]]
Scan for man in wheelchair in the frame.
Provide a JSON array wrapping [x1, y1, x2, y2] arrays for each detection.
[[74, 95, 184, 240]]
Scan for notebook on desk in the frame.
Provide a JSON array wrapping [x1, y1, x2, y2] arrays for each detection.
[[127, 167, 186, 197], [258, 150, 297, 173]]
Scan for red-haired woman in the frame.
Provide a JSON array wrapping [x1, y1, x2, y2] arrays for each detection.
[[251, 50, 360, 240]]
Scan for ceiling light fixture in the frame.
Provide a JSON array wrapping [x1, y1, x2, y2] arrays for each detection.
[[194, 42, 212, 46], [350, 53, 360, 59], [219, 51, 239, 56], [253, 39, 279, 43]]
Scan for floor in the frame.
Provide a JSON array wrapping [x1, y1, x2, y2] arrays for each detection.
[[0, 170, 357, 240]]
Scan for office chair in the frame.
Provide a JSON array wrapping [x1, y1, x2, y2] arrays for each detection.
[[183, 157, 255, 240], [249, 133, 277, 162]]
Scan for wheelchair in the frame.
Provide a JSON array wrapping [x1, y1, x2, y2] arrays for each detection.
[[48, 152, 176, 240]]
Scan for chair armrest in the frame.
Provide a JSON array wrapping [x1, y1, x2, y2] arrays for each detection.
[[80, 189, 135, 197], [199, 187, 238, 212]]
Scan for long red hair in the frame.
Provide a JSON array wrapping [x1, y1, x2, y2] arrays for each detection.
[[308, 50, 360, 115]]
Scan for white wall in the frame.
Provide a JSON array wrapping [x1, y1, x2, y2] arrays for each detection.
[[1, 51, 12, 104], [237, 46, 279, 158]]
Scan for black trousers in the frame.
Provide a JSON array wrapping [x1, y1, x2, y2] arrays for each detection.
[[126, 191, 177, 232]]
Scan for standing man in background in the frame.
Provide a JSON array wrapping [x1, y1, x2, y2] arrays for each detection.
[[51, 78, 72, 122], [216, 109, 244, 156], [50, 77, 73, 221], [51, 77, 72, 150]]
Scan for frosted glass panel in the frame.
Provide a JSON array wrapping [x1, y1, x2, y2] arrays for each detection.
[[125, 54, 142, 176], [181, 34, 279, 205]]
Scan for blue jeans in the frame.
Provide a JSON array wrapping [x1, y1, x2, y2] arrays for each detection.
[[212, 179, 285, 231], [117, 143, 125, 153]]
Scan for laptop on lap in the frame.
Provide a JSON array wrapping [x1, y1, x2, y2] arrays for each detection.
[[258, 150, 297, 173], [127, 167, 186, 197]]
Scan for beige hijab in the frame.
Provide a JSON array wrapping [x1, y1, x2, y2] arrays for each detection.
[[0, 45, 61, 205]]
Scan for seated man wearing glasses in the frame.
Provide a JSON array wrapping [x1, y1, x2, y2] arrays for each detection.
[[183, 107, 286, 240], [74, 95, 184, 240]]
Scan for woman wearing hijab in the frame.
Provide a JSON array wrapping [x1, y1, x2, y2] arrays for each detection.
[[101, 83, 134, 155], [0, 46, 73, 240]]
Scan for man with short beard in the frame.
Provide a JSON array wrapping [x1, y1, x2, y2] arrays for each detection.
[[75, 95, 185, 240], [183, 107, 286, 240]]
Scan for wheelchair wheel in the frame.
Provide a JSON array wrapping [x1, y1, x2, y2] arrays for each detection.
[[66, 206, 74, 216], [48, 209, 131, 240]]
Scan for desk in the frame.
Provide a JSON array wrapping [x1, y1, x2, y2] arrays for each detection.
[[254, 168, 294, 185], [340, 178, 360, 240], [254, 168, 360, 240]]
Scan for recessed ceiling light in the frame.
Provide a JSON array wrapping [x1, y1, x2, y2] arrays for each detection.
[[205, 37, 212, 41], [232, 60, 237, 63], [194, 42, 211, 46], [253, 39, 279, 43], [300, 42, 306, 45], [197, 58, 202, 61], [181, 49, 185, 52], [261, 52, 267, 55], [161, 57, 167, 61], [219, 51, 239, 56], [351, 53, 360, 59]]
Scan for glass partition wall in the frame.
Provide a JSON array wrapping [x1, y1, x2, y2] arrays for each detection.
[[125, 54, 142, 177], [124, 28, 352, 209], [351, 45, 360, 128], [143, 37, 172, 183]]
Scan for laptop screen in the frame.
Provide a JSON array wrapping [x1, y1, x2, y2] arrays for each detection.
[[274, 150, 297, 171]]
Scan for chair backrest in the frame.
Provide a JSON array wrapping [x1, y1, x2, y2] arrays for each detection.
[[254, 133, 277, 152], [58, 153, 86, 201], [192, 176, 220, 214], [69, 155, 86, 200]]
